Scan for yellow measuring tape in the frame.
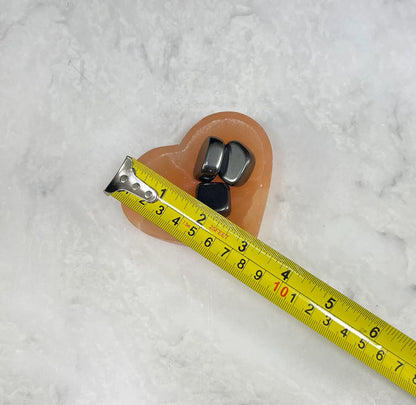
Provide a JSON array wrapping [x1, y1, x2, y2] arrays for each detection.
[[105, 156, 416, 397]]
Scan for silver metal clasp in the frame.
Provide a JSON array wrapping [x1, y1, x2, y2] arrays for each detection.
[[104, 156, 158, 203]]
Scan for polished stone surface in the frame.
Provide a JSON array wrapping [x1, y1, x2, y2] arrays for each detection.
[[1, 1, 416, 404], [196, 182, 231, 217], [220, 140, 255, 186], [194, 136, 225, 182]]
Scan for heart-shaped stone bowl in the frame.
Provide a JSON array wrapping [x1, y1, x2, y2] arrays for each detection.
[[122, 111, 273, 243]]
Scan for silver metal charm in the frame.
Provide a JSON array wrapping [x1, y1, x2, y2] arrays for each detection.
[[104, 156, 158, 203]]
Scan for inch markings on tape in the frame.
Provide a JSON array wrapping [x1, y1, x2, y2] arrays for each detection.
[[105, 156, 416, 397]]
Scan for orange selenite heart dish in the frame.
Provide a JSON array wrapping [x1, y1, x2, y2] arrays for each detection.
[[122, 112, 273, 243]]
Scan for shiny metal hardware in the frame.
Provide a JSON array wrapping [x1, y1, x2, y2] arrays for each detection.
[[104, 156, 158, 203]]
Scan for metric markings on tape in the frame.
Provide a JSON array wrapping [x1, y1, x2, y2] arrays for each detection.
[[106, 157, 416, 397]]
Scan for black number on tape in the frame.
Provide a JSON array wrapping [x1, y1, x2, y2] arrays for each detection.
[[197, 213, 207, 224], [323, 316, 331, 326], [172, 217, 181, 225], [238, 241, 248, 252], [305, 304, 314, 315], [340, 328, 348, 338], [254, 270, 263, 280], [376, 350, 384, 361], [155, 205, 165, 215], [325, 297, 336, 310], [370, 327, 380, 339], [221, 247, 231, 257], [237, 259, 246, 269]]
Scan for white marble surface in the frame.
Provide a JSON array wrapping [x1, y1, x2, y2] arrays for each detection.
[[1, 1, 416, 404]]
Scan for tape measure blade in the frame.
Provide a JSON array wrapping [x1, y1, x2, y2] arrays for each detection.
[[107, 158, 416, 397]]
